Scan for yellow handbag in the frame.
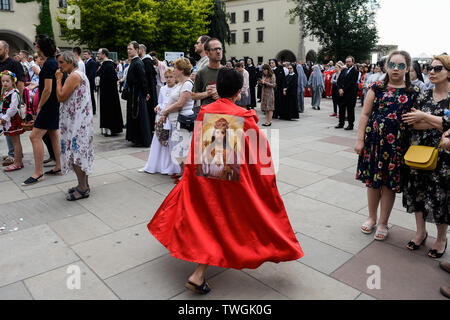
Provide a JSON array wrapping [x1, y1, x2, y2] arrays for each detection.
[[404, 145, 439, 170]]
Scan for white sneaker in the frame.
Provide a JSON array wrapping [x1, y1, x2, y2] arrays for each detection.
[[137, 168, 146, 173]]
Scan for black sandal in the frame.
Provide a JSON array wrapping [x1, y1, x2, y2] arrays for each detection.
[[22, 174, 44, 186], [68, 185, 90, 194], [428, 240, 447, 259], [66, 187, 90, 201], [184, 279, 211, 295], [407, 232, 428, 251], [45, 169, 62, 175]]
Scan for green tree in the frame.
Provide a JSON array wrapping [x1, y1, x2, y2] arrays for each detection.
[[153, 0, 214, 54], [289, 0, 379, 62], [208, 0, 230, 61], [59, 0, 213, 57]]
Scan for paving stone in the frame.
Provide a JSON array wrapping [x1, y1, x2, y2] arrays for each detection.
[[122, 169, 173, 188], [171, 269, 287, 300], [0, 225, 78, 287], [105, 254, 225, 300], [0, 193, 89, 235], [244, 261, 360, 300], [150, 182, 176, 197], [23, 185, 62, 198], [295, 179, 367, 212], [355, 293, 376, 300], [129, 151, 150, 161], [316, 168, 342, 177], [319, 136, 357, 148], [108, 155, 147, 170], [55, 172, 128, 193], [328, 171, 364, 188], [291, 150, 357, 170], [279, 157, 328, 173], [274, 181, 299, 196], [0, 171, 10, 182], [0, 282, 33, 300], [0, 181, 28, 204], [76, 180, 164, 230], [276, 164, 326, 188], [331, 240, 449, 300], [282, 193, 374, 254], [24, 261, 118, 300], [298, 141, 349, 154], [89, 158, 126, 177], [49, 213, 114, 246], [295, 233, 354, 275], [72, 223, 167, 279]]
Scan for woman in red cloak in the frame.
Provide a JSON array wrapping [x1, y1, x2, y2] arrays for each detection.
[[148, 68, 303, 294]]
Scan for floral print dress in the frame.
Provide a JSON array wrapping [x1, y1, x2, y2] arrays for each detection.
[[356, 82, 417, 192], [402, 90, 450, 225], [59, 69, 94, 175]]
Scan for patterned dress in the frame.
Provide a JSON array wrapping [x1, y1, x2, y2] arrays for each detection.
[[356, 82, 417, 192], [403, 90, 450, 224], [59, 69, 94, 175], [260, 74, 276, 111]]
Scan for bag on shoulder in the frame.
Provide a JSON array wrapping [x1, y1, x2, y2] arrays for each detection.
[[177, 113, 197, 132], [404, 145, 439, 171]]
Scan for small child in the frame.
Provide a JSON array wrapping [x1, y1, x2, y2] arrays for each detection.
[[0, 70, 24, 172]]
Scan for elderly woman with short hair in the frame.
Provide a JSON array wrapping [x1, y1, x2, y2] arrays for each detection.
[[54, 51, 94, 201]]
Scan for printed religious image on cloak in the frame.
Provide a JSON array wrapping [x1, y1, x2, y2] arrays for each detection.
[[196, 114, 245, 182]]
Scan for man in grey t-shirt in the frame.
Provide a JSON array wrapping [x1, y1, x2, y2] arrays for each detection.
[[192, 38, 223, 107]]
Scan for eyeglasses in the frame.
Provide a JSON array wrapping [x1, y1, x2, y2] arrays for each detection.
[[426, 65, 445, 73], [209, 47, 222, 52], [388, 62, 406, 70]]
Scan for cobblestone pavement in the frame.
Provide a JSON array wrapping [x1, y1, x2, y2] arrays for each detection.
[[0, 97, 448, 300]]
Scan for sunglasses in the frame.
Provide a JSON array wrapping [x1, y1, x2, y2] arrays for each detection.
[[209, 47, 222, 52], [426, 65, 445, 73], [388, 62, 406, 70]]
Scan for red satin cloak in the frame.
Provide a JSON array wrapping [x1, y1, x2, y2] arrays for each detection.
[[148, 98, 303, 269]]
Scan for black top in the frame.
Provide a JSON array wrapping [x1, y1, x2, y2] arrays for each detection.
[[337, 66, 359, 96], [127, 56, 148, 97], [34, 57, 59, 130], [246, 65, 257, 87], [0, 57, 25, 91], [85, 58, 99, 85]]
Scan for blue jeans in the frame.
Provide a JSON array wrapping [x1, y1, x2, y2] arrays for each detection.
[[5, 135, 14, 158]]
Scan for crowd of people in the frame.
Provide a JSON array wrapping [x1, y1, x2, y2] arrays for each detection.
[[1, 33, 449, 298]]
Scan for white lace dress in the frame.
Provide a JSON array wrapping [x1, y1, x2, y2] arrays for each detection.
[[59, 69, 94, 175]]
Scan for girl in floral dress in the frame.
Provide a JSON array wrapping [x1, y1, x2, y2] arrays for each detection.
[[355, 51, 418, 240]]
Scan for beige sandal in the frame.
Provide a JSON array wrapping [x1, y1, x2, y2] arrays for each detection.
[[361, 220, 377, 234], [374, 224, 389, 241]]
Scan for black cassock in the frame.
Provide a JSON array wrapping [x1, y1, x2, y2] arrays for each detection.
[[97, 60, 124, 134], [280, 73, 299, 120], [126, 56, 151, 147], [273, 66, 286, 119], [246, 65, 257, 109], [142, 56, 158, 135]]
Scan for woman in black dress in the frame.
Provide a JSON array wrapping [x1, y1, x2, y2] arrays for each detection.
[[23, 35, 61, 186], [402, 54, 450, 259], [281, 64, 299, 120]]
